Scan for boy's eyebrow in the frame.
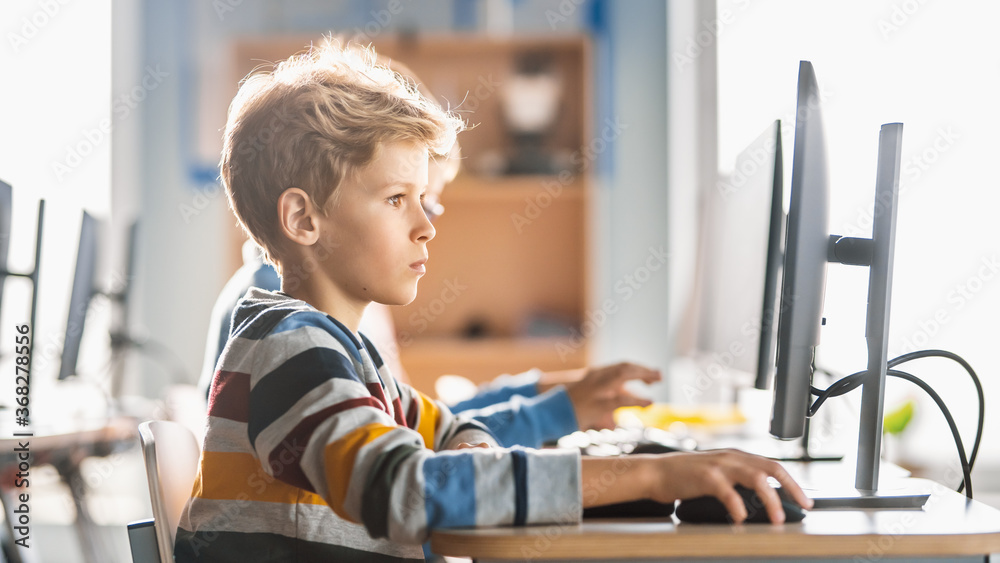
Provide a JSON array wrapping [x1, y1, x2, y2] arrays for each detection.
[[375, 180, 426, 192]]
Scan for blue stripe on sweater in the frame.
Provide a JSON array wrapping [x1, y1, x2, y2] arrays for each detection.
[[449, 380, 539, 412], [272, 311, 362, 362], [423, 453, 477, 529], [511, 448, 528, 526], [464, 388, 578, 448], [248, 346, 361, 444]]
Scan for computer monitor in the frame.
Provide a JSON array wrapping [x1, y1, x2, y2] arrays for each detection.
[[109, 218, 139, 397], [769, 61, 829, 441], [58, 211, 100, 380], [768, 62, 922, 505], [0, 183, 45, 380], [755, 124, 784, 392], [696, 121, 783, 393], [0, 180, 12, 315]]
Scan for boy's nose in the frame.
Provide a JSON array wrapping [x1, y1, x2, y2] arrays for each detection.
[[414, 204, 435, 242]]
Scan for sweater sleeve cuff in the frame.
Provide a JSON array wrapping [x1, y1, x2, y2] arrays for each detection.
[[441, 419, 500, 450], [525, 447, 582, 525]]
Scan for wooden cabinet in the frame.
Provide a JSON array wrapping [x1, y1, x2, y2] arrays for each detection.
[[229, 34, 593, 396]]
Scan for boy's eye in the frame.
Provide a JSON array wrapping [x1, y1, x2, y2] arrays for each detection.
[[387, 194, 404, 207]]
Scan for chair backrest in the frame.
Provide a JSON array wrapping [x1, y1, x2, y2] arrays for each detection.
[[138, 420, 201, 562]]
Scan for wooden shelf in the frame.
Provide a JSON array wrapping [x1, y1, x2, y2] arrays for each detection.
[[393, 176, 589, 336], [440, 173, 587, 201]]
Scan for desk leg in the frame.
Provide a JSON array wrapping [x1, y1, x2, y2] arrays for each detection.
[[0, 491, 23, 563], [54, 459, 109, 563]]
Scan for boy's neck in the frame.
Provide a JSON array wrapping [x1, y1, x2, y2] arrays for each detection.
[[281, 278, 368, 333]]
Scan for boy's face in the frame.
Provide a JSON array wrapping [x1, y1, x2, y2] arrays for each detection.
[[316, 140, 435, 308]]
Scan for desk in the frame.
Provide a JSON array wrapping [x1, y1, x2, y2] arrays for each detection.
[[430, 478, 1000, 562], [0, 418, 136, 563]]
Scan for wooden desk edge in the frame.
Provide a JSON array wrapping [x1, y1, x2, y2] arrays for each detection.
[[430, 528, 1000, 560]]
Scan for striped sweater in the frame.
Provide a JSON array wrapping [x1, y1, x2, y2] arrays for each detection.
[[175, 289, 581, 562]]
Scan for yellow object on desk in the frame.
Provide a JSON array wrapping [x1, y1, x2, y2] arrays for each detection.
[[615, 403, 747, 430]]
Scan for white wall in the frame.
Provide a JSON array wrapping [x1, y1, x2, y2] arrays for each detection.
[[134, 0, 231, 396], [588, 1, 674, 395]]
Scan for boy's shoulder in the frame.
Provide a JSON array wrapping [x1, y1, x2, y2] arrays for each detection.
[[230, 287, 310, 338], [231, 288, 364, 360]]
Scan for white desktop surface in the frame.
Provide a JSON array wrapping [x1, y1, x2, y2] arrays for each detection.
[[430, 475, 1000, 562]]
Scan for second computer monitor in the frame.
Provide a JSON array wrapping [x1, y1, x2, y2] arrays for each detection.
[[0, 180, 11, 314], [58, 212, 100, 381], [770, 60, 831, 440], [697, 120, 783, 393]]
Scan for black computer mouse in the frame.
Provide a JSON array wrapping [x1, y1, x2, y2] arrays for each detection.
[[583, 499, 675, 519], [629, 441, 684, 455], [675, 485, 806, 524]]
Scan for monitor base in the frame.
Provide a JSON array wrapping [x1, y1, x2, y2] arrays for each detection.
[[772, 453, 844, 463], [808, 482, 931, 509]]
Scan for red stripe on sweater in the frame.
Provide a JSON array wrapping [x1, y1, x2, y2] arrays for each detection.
[[266, 396, 385, 492], [208, 370, 250, 422]]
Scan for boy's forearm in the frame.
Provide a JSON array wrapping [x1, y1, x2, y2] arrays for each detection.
[[536, 368, 586, 394], [580, 455, 652, 508]]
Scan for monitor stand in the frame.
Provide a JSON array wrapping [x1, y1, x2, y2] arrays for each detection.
[[810, 491, 929, 509], [807, 481, 931, 509], [814, 124, 929, 510], [784, 444, 931, 510]]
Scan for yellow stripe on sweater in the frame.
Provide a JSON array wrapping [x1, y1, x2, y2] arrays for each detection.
[[192, 450, 327, 506], [322, 422, 397, 521], [415, 391, 439, 450]]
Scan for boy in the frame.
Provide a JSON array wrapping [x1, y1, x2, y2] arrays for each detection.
[[196, 58, 661, 451], [177, 39, 810, 562]]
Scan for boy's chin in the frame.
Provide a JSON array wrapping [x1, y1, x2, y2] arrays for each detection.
[[378, 289, 418, 307]]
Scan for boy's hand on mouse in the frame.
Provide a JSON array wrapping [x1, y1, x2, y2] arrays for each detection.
[[640, 449, 813, 524], [564, 362, 661, 430]]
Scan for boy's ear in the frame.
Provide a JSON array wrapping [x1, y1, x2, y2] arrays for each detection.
[[276, 187, 321, 246]]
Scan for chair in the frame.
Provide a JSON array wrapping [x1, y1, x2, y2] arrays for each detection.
[[127, 421, 201, 563]]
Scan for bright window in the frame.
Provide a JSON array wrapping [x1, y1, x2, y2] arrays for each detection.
[[718, 0, 1000, 472], [0, 2, 112, 384]]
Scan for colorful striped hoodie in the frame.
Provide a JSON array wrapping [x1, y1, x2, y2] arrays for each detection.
[[175, 289, 581, 562]]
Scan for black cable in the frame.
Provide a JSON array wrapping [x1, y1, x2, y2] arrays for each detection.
[[886, 368, 972, 499], [809, 369, 866, 415], [809, 359, 978, 498], [886, 350, 984, 494], [812, 350, 983, 475]]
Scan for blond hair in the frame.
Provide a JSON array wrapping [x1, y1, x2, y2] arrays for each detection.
[[220, 38, 463, 267]]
